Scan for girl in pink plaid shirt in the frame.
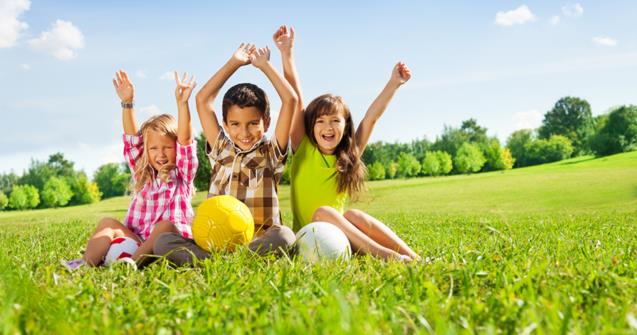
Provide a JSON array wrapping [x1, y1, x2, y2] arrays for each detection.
[[67, 70, 199, 269]]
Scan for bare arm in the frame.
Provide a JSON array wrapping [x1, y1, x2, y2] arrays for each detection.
[[174, 71, 197, 145], [112, 70, 138, 135], [356, 62, 412, 153], [274, 25, 305, 151], [195, 43, 255, 148], [251, 46, 298, 153]]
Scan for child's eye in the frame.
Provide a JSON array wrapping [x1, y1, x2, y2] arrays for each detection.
[[316, 119, 324, 124]]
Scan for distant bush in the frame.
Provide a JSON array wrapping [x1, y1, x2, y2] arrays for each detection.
[[9, 185, 40, 210], [368, 162, 386, 180], [386, 162, 398, 179], [590, 105, 637, 156], [42, 177, 73, 208], [455, 143, 486, 174], [506, 129, 534, 168], [0, 192, 7, 210], [422, 151, 452, 176], [194, 132, 212, 191], [527, 135, 573, 165], [421, 152, 440, 176], [94, 163, 130, 199], [396, 152, 421, 178]]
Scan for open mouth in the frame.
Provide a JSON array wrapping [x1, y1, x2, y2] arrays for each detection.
[[238, 138, 253, 146], [321, 134, 335, 142]]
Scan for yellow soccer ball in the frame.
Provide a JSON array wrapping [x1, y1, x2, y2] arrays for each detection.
[[192, 195, 255, 252]]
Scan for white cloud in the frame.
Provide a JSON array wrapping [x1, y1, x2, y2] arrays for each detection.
[[28, 19, 85, 60], [0, 0, 30, 48], [159, 71, 173, 80], [19, 63, 30, 70], [514, 110, 543, 130], [135, 70, 147, 79], [593, 36, 617, 47], [562, 3, 584, 17], [495, 5, 537, 27], [139, 105, 163, 117], [550, 16, 560, 26]]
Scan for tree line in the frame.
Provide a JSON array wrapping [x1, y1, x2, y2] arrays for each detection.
[[1, 96, 635, 210]]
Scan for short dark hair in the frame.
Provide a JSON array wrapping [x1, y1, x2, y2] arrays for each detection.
[[221, 83, 270, 123]]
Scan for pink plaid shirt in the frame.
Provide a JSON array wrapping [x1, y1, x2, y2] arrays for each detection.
[[122, 134, 198, 240]]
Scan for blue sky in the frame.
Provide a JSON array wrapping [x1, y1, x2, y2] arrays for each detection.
[[1, 1, 636, 176]]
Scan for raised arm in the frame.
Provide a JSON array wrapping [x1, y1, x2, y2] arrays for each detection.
[[195, 43, 255, 148], [250, 46, 299, 153], [112, 70, 138, 135], [174, 71, 197, 145], [355, 62, 412, 153], [273, 25, 305, 151]]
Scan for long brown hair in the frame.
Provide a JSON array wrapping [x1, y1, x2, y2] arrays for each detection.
[[304, 94, 367, 199], [133, 114, 178, 192]]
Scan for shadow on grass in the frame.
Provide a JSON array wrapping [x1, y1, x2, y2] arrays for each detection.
[[559, 157, 598, 165]]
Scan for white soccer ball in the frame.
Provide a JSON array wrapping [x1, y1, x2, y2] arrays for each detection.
[[104, 236, 140, 265], [295, 221, 352, 263]]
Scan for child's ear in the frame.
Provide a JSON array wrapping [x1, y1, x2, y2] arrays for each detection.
[[222, 120, 230, 133], [263, 117, 271, 132]]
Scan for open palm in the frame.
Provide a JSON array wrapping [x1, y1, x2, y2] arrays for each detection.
[[232, 43, 256, 65], [112, 70, 135, 102]]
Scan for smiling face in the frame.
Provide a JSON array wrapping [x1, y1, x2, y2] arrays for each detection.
[[146, 129, 176, 172], [223, 105, 270, 151], [313, 111, 346, 155]]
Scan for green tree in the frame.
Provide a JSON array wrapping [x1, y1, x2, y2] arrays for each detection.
[[94, 163, 131, 198], [368, 162, 386, 180], [396, 152, 421, 178], [194, 132, 212, 191], [435, 151, 453, 175], [500, 148, 515, 170], [590, 105, 637, 156], [538, 96, 594, 155], [506, 129, 534, 167], [0, 172, 18, 195], [9, 185, 39, 210], [42, 177, 73, 208], [71, 173, 101, 204], [386, 162, 398, 179], [421, 152, 441, 176], [454, 143, 486, 174], [527, 135, 573, 165], [0, 192, 7, 210], [480, 138, 508, 171]]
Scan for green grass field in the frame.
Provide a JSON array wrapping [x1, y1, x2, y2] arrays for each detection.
[[1, 152, 636, 334]]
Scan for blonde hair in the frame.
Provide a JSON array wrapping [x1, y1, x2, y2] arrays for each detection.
[[133, 114, 178, 193], [304, 94, 367, 200]]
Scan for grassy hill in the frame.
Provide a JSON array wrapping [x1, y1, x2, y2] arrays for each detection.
[[0, 151, 636, 333]]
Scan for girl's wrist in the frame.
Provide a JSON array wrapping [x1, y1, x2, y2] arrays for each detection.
[[121, 100, 134, 109]]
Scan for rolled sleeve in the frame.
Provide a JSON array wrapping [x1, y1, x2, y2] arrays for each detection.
[[176, 139, 199, 184], [123, 134, 143, 178]]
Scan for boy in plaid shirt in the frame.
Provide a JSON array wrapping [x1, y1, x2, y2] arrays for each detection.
[[154, 44, 299, 264]]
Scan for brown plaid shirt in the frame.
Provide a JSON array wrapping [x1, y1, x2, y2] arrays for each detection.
[[206, 131, 287, 234]]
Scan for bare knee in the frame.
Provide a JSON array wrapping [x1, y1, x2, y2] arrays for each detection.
[[154, 220, 177, 232], [343, 209, 365, 222], [312, 206, 340, 222]]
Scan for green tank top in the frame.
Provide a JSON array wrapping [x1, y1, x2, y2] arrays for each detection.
[[290, 135, 347, 232]]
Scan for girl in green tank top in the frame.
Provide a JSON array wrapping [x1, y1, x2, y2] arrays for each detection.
[[273, 25, 420, 262]]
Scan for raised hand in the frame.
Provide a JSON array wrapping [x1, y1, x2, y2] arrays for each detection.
[[112, 70, 135, 102], [174, 71, 197, 103], [273, 25, 295, 52], [390, 62, 412, 86], [231, 43, 256, 66], [250, 47, 271, 70]]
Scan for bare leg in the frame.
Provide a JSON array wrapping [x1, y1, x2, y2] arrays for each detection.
[[344, 209, 420, 260], [132, 220, 179, 263], [312, 206, 406, 261], [83, 217, 140, 266]]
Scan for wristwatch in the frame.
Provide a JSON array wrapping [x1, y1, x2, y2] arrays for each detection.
[[121, 101, 134, 109]]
